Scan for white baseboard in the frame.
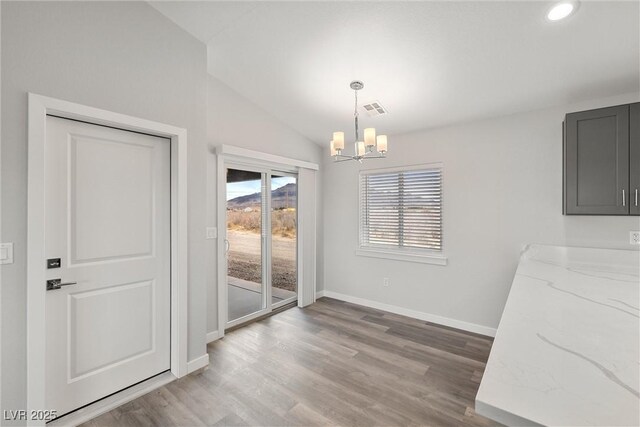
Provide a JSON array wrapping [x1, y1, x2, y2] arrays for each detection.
[[48, 372, 175, 427], [319, 290, 496, 337], [206, 329, 221, 343], [186, 353, 209, 373], [50, 356, 208, 426]]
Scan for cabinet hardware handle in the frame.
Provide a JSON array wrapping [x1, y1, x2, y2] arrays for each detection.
[[636, 189, 638, 207], [622, 189, 626, 207]]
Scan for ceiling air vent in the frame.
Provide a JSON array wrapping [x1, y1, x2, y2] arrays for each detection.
[[361, 101, 388, 117]]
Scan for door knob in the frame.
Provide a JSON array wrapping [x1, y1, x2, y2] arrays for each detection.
[[46, 278, 77, 291]]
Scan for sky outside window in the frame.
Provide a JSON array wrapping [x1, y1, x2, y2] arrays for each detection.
[[227, 176, 295, 201]]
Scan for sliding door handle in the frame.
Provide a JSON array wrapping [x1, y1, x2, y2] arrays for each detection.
[[224, 239, 230, 254]]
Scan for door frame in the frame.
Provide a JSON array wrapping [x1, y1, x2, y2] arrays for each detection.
[[216, 145, 318, 336], [26, 93, 189, 418]]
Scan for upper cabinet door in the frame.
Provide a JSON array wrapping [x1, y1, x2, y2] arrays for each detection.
[[630, 103, 640, 216], [565, 105, 629, 215]]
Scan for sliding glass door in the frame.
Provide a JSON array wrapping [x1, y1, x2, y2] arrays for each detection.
[[271, 174, 298, 308], [226, 168, 266, 323], [225, 166, 298, 327]]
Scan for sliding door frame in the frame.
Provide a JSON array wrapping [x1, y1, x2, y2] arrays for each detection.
[[222, 164, 299, 328], [216, 146, 317, 336]]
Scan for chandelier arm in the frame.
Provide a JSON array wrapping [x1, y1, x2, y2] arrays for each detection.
[[333, 152, 386, 163], [333, 156, 358, 163], [361, 152, 386, 159]]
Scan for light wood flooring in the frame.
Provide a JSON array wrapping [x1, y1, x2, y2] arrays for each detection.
[[82, 297, 498, 427]]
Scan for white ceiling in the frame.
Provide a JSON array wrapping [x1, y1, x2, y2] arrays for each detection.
[[150, 1, 640, 145]]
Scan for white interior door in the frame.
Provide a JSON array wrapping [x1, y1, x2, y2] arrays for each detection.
[[44, 116, 171, 418]]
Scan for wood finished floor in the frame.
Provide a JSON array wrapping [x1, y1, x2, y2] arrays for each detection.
[[83, 298, 498, 427]]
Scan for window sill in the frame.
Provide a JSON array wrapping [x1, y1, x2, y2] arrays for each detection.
[[355, 248, 448, 266]]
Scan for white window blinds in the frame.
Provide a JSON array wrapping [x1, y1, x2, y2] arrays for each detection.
[[360, 167, 442, 252]]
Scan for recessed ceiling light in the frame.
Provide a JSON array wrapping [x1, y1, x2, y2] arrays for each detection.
[[547, 2, 577, 21]]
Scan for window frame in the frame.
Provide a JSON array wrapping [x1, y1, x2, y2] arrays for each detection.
[[357, 163, 447, 266]]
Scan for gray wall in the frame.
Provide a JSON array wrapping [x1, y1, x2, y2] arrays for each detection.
[[323, 92, 640, 333], [1, 1, 208, 416], [206, 76, 323, 335]]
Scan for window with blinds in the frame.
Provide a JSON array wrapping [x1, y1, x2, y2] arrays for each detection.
[[359, 166, 442, 252]]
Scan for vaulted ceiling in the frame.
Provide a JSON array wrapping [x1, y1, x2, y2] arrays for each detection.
[[150, 1, 639, 145]]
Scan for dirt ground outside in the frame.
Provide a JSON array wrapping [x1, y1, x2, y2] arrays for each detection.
[[227, 229, 297, 292]]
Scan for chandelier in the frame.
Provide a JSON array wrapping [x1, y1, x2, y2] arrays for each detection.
[[330, 81, 388, 163]]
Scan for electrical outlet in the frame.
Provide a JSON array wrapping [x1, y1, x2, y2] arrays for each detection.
[[383, 277, 390, 287], [630, 231, 640, 245]]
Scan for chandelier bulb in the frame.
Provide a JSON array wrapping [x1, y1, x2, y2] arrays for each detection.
[[333, 132, 345, 151], [377, 135, 388, 153], [364, 128, 376, 147]]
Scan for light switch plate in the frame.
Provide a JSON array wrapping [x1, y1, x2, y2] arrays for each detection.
[[206, 227, 218, 240], [0, 243, 14, 265], [630, 231, 640, 245]]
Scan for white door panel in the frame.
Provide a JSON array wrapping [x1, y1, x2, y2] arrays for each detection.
[[69, 134, 155, 263], [68, 280, 155, 380], [45, 116, 170, 417]]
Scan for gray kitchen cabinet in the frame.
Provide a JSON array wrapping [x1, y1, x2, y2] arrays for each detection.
[[564, 104, 630, 215], [630, 103, 640, 215]]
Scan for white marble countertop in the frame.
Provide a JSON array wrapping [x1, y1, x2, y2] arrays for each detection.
[[476, 244, 640, 427]]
